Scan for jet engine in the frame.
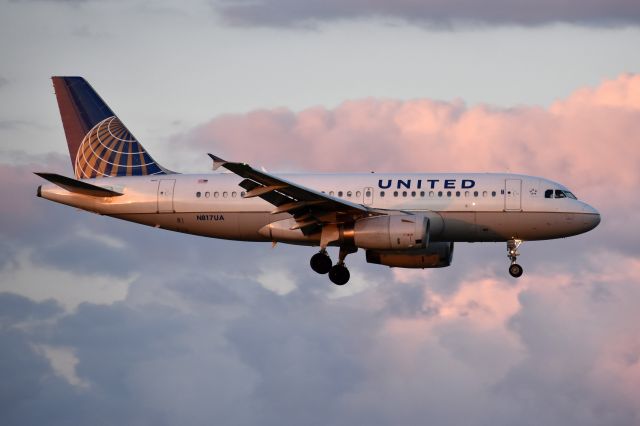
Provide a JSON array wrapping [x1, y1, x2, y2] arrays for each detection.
[[365, 242, 454, 268], [353, 215, 429, 250]]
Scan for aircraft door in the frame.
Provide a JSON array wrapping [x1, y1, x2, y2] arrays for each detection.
[[504, 179, 522, 211], [157, 179, 176, 213], [363, 187, 374, 205]]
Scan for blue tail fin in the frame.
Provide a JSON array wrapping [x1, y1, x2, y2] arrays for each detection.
[[52, 77, 170, 179]]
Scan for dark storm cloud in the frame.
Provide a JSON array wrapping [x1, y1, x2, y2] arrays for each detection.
[[215, 0, 640, 28]]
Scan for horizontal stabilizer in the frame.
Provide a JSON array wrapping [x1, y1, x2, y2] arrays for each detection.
[[34, 172, 123, 197]]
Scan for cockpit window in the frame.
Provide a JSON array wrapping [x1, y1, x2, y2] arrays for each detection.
[[545, 188, 578, 199]]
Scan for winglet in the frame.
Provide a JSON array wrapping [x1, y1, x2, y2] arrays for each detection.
[[208, 153, 227, 171]]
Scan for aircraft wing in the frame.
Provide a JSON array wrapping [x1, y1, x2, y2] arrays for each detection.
[[208, 154, 375, 234]]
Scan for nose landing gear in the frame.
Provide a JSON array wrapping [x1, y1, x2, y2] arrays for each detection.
[[310, 246, 357, 285], [507, 239, 524, 278]]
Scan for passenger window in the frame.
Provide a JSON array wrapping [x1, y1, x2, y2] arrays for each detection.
[[455, 191, 461, 197], [420, 191, 425, 197], [492, 191, 496, 197], [393, 191, 399, 197], [205, 192, 210, 198], [380, 191, 385, 197], [232, 192, 237, 198], [402, 191, 407, 197], [338, 191, 343, 197], [365, 190, 371, 197], [329, 191, 335, 196], [356, 191, 361, 197], [223, 192, 228, 198], [474, 191, 478, 197], [438, 191, 443, 197], [555, 190, 566, 198], [447, 191, 452, 197], [214, 192, 219, 198], [196, 192, 201, 198], [411, 191, 416, 197], [482, 191, 488, 197], [347, 191, 352, 197], [241, 191, 245, 197], [429, 191, 434, 197], [545, 189, 553, 198], [464, 191, 469, 197]]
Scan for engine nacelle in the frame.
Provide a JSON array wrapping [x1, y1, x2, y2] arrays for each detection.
[[353, 215, 429, 250], [365, 242, 454, 268]]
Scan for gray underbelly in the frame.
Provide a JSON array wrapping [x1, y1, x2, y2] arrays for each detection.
[[438, 211, 596, 242]]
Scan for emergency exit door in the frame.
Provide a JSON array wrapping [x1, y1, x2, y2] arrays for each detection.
[[504, 179, 522, 211], [157, 179, 176, 213]]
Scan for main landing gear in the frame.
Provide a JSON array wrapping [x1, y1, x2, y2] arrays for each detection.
[[310, 246, 357, 285], [310, 250, 332, 274], [507, 239, 524, 278]]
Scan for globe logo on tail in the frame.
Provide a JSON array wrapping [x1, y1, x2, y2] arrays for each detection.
[[75, 116, 164, 179]]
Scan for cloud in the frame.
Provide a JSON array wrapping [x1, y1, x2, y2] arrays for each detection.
[[1, 226, 639, 425], [214, 0, 640, 28], [0, 292, 62, 326]]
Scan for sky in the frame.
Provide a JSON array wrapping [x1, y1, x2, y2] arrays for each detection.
[[1, 0, 640, 425]]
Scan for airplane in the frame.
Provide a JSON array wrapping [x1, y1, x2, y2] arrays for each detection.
[[35, 77, 601, 285]]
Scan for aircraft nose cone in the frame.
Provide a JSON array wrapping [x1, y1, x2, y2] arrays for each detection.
[[582, 204, 601, 232]]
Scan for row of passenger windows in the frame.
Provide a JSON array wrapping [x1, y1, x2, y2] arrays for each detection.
[[325, 190, 371, 198], [195, 191, 245, 199], [381, 190, 498, 198], [196, 188, 577, 201], [197, 188, 576, 201], [545, 189, 577, 199], [325, 190, 499, 198]]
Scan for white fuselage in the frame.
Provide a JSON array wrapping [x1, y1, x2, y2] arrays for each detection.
[[38, 172, 601, 245]]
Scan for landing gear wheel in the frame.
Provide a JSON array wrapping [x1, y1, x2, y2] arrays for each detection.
[[506, 239, 524, 278], [509, 263, 523, 278], [329, 264, 350, 286], [310, 252, 332, 274]]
